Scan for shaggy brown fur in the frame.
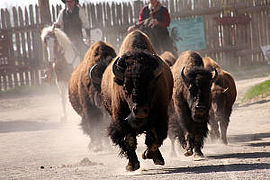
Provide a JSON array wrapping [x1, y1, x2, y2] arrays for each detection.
[[101, 30, 173, 171], [160, 51, 177, 66], [203, 57, 237, 144], [169, 50, 216, 158], [68, 41, 116, 152]]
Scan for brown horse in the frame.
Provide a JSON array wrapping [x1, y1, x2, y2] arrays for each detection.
[[131, 17, 177, 57], [41, 26, 81, 122]]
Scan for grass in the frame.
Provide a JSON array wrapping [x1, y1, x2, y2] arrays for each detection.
[[242, 79, 270, 102]]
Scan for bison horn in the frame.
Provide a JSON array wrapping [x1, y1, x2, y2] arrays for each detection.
[[223, 87, 229, 93], [153, 56, 163, 78], [89, 64, 102, 86], [181, 67, 189, 86], [112, 57, 125, 85], [211, 68, 218, 83]]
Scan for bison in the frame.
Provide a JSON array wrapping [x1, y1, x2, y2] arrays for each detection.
[[68, 41, 116, 152], [160, 51, 177, 67], [101, 30, 173, 171], [203, 56, 237, 144], [169, 50, 217, 158]]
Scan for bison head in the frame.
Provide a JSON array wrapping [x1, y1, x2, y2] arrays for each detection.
[[112, 50, 163, 128], [211, 82, 228, 113], [181, 67, 218, 123]]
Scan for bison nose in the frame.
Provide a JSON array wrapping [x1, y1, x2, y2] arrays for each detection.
[[132, 105, 149, 118]]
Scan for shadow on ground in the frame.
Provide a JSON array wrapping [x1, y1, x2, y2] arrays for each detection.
[[134, 163, 270, 176], [0, 120, 61, 133], [207, 152, 270, 159], [228, 132, 270, 143]]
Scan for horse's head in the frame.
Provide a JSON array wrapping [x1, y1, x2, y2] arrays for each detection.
[[41, 26, 80, 67], [41, 26, 59, 63]]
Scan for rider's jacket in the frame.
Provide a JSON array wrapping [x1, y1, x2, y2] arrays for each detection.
[[138, 3, 170, 28], [55, 5, 90, 41], [63, 6, 82, 40]]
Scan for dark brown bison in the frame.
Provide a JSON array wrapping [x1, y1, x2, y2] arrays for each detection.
[[203, 56, 237, 144], [101, 30, 173, 171], [160, 51, 177, 66], [68, 41, 116, 152], [169, 50, 217, 158]]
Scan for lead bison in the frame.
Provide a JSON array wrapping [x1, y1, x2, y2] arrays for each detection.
[[169, 50, 217, 158], [68, 41, 116, 152], [101, 30, 173, 171], [203, 56, 237, 144]]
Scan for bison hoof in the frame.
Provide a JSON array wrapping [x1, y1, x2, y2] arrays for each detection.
[[222, 138, 228, 145], [142, 149, 165, 166], [88, 143, 103, 153], [153, 157, 165, 165], [194, 152, 205, 160], [142, 149, 154, 159], [126, 161, 140, 171], [184, 149, 193, 156]]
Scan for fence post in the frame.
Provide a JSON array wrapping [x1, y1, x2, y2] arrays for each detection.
[[133, 0, 143, 22], [38, 0, 51, 25]]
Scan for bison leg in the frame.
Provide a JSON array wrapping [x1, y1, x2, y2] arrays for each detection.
[[194, 135, 204, 158], [219, 116, 229, 145], [125, 134, 140, 171], [142, 147, 164, 165], [108, 122, 139, 171], [81, 107, 104, 152], [209, 109, 220, 141], [184, 134, 194, 156], [169, 137, 177, 157], [143, 128, 165, 165]]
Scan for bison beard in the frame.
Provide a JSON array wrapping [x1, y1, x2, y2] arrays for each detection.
[[102, 31, 173, 171]]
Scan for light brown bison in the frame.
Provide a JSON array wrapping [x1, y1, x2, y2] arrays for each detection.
[[68, 41, 116, 152], [169, 50, 217, 158], [160, 51, 177, 66], [101, 30, 173, 171], [203, 56, 237, 144]]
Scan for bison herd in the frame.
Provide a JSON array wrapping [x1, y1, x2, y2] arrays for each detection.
[[66, 30, 237, 171]]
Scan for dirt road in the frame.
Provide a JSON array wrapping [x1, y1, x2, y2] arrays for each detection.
[[0, 76, 270, 180]]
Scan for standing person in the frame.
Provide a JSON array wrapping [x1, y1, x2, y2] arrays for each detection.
[[128, 0, 177, 56]]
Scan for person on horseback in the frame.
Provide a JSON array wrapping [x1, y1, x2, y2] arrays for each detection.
[[42, 0, 90, 82], [128, 0, 177, 56]]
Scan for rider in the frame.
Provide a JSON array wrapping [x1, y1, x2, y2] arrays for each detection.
[[42, 0, 90, 82], [127, 0, 176, 55]]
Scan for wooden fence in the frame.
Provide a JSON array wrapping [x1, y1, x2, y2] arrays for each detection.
[[0, 0, 270, 91]]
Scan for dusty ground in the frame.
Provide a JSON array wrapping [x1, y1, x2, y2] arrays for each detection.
[[0, 73, 270, 179]]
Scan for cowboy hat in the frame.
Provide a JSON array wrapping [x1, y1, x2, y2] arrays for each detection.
[[61, 0, 79, 4]]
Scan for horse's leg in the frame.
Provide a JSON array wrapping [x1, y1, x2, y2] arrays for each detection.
[[57, 81, 68, 123]]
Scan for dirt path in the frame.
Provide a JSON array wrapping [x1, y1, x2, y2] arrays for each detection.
[[0, 76, 270, 180]]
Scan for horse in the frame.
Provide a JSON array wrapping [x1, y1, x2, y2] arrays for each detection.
[[131, 17, 177, 57], [41, 26, 81, 122]]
